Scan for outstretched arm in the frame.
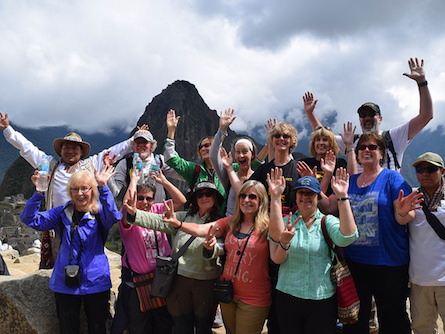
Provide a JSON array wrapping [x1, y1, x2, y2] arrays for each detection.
[[330, 168, 356, 235], [0, 112, 10, 130], [153, 170, 186, 211], [267, 167, 286, 241], [303, 92, 322, 130], [270, 214, 298, 264], [167, 109, 180, 140], [403, 58, 433, 140], [393, 189, 423, 225], [339, 122, 358, 175]]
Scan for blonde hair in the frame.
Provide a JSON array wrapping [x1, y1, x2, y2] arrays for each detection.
[[309, 126, 339, 156], [229, 181, 269, 238], [267, 122, 298, 154], [67, 171, 100, 213]]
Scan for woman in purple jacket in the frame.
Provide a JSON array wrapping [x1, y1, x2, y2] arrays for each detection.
[[20, 166, 121, 334]]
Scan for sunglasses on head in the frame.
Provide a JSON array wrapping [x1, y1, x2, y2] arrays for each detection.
[[199, 143, 211, 149], [196, 191, 213, 199], [273, 133, 290, 139], [137, 195, 154, 202], [415, 165, 441, 174], [239, 193, 258, 200], [357, 144, 379, 151], [315, 125, 332, 132]]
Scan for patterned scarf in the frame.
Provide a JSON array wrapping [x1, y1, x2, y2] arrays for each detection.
[[419, 177, 445, 212]]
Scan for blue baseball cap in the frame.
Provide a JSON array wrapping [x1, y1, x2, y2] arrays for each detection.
[[293, 176, 321, 194]]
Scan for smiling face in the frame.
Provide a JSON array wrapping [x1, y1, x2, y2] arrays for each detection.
[[272, 132, 291, 153], [136, 190, 155, 211], [70, 182, 93, 212], [239, 187, 260, 218], [357, 140, 383, 167], [234, 142, 253, 170], [61, 142, 83, 166], [198, 138, 212, 161], [132, 137, 152, 160], [359, 108, 382, 133], [314, 136, 331, 158], [296, 188, 318, 213], [196, 189, 216, 214]]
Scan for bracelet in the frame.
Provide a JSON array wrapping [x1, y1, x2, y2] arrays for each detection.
[[337, 197, 349, 201], [175, 221, 183, 229], [279, 241, 290, 251], [418, 81, 428, 87], [396, 209, 409, 217], [346, 148, 354, 153]]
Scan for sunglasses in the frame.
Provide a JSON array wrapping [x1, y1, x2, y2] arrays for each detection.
[[239, 193, 258, 200], [137, 195, 154, 202], [357, 144, 379, 151], [273, 133, 290, 139], [315, 125, 332, 132], [415, 165, 441, 174], [70, 187, 92, 194], [199, 143, 211, 149], [196, 191, 214, 199]]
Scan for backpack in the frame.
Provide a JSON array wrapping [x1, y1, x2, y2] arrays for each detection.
[[353, 130, 400, 170]]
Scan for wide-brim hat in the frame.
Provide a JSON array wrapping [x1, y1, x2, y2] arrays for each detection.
[[357, 102, 381, 116], [53, 132, 91, 159], [412, 152, 444, 168], [189, 181, 225, 206], [293, 176, 321, 194]]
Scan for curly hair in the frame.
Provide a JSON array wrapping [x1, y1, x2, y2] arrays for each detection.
[[267, 122, 298, 154]]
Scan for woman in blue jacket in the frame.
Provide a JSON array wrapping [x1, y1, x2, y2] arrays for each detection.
[[20, 166, 121, 334]]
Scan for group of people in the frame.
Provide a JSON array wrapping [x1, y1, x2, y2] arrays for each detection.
[[0, 56, 442, 334]]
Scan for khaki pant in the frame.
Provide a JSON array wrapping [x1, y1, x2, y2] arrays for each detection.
[[410, 283, 445, 334], [220, 297, 269, 334]]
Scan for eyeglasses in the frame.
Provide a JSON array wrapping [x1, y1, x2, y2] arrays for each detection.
[[358, 111, 376, 118], [196, 191, 213, 199], [199, 143, 211, 150], [273, 133, 290, 139], [357, 144, 379, 151], [315, 125, 332, 132], [70, 187, 92, 194], [415, 165, 441, 174], [239, 193, 258, 200], [137, 195, 154, 202]]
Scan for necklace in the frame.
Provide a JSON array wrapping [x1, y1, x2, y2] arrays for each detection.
[[303, 214, 316, 229], [236, 225, 254, 255], [360, 171, 380, 188]]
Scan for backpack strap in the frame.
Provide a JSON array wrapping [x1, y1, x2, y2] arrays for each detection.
[[382, 130, 400, 170], [190, 164, 201, 190]]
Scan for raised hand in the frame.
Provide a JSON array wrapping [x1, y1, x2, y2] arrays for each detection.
[[161, 199, 181, 228], [0, 112, 10, 130], [103, 150, 117, 168], [267, 167, 286, 197], [166, 109, 180, 131], [339, 122, 356, 149], [296, 160, 316, 178], [123, 188, 138, 216], [265, 118, 277, 134], [403, 58, 426, 83], [331, 167, 349, 198], [320, 150, 336, 174], [95, 165, 116, 187], [219, 108, 236, 131], [279, 214, 299, 245], [152, 169, 167, 185], [220, 148, 233, 169], [394, 189, 423, 217], [203, 225, 217, 250], [137, 124, 149, 131], [303, 92, 318, 115]]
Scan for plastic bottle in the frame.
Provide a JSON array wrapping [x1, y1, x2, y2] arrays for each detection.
[[36, 155, 49, 192], [150, 154, 161, 175], [133, 153, 143, 176]]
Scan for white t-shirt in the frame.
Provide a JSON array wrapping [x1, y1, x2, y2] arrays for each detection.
[[336, 121, 411, 174], [409, 201, 445, 286]]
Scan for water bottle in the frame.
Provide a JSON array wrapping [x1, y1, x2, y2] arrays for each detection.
[[149, 154, 161, 176], [132, 153, 143, 177], [36, 155, 49, 192]]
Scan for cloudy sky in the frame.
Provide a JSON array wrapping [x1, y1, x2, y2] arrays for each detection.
[[1, 0, 445, 141]]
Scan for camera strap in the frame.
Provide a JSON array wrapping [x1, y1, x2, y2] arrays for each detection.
[[68, 211, 84, 265]]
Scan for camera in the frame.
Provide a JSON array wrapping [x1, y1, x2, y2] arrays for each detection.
[[65, 265, 81, 287]]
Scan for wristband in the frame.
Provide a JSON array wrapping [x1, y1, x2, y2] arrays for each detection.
[[279, 241, 290, 251], [174, 221, 183, 229], [346, 148, 354, 153], [418, 81, 428, 87], [337, 197, 349, 201], [396, 209, 408, 217]]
